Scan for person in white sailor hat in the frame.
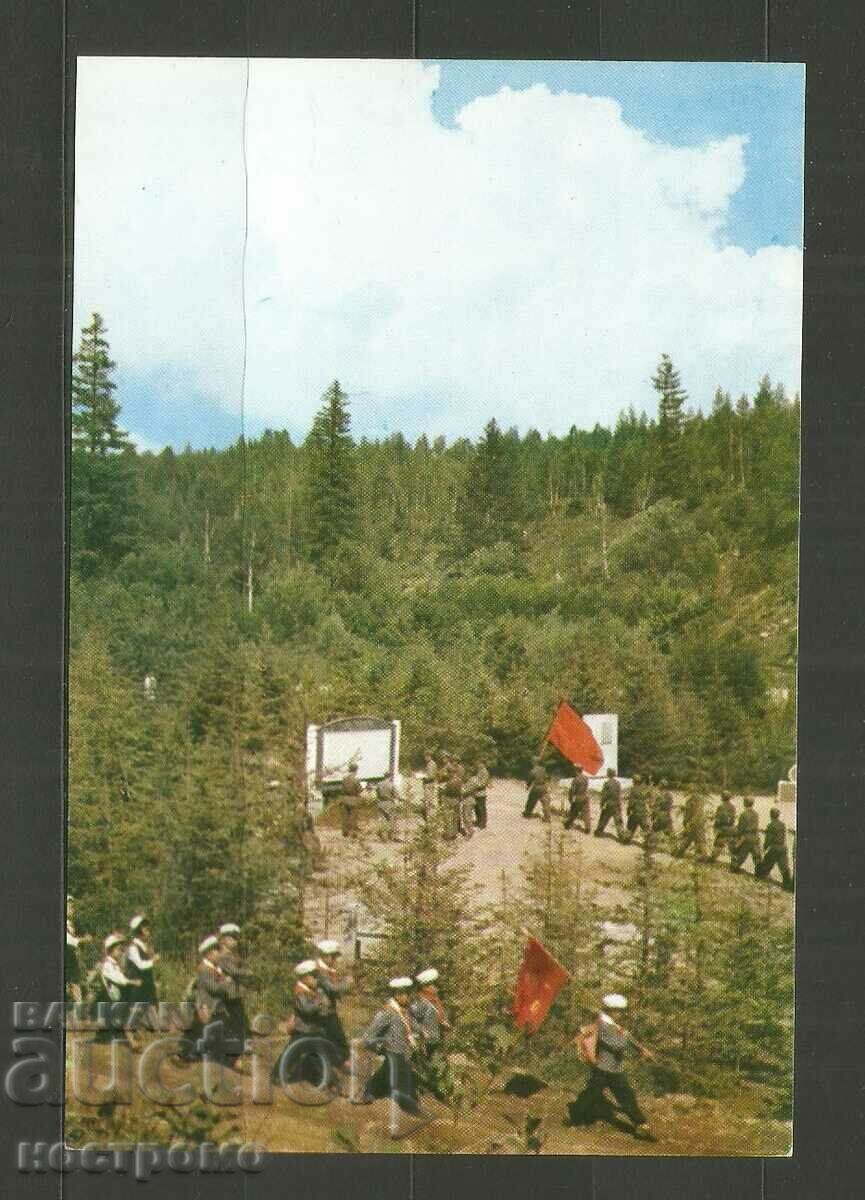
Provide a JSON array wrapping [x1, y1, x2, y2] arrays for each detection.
[[125, 914, 160, 1030], [567, 992, 656, 1141], [410, 967, 454, 1101], [90, 932, 140, 1044], [215, 923, 252, 1067], [272, 959, 340, 1087], [359, 976, 421, 1115], [315, 939, 353, 1064], [178, 935, 228, 1062]]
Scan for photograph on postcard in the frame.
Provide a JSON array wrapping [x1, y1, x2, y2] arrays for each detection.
[[65, 58, 802, 1155]]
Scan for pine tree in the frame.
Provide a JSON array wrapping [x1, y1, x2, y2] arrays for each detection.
[[304, 380, 358, 562], [652, 353, 688, 497], [71, 312, 138, 573], [459, 418, 523, 550]]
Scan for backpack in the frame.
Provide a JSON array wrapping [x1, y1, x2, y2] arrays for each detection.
[[575, 1021, 599, 1065]]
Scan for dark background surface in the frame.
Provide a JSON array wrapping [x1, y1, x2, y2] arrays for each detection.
[[1, 1, 862, 1196]]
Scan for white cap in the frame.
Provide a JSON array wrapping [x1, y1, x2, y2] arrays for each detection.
[[129, 913, 148, 933], [198, 935, 219, 954], [218, 922, 241, 936], [295, 959, 318, 976], [104, 932, 126, 952], [602, 993, 628, 1010], [316, 939, 340, 955], [416, 968, 439, 985], [389, 976, 414, 990]]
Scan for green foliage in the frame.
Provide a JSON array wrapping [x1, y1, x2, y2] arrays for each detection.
[[304, 380, 358, 561]]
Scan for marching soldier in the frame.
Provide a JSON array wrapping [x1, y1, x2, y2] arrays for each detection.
[[272, 959, 340, 1086], [623, 775, 650, 844], [411, 967, 454, 1101], [216, 922, 253, 1063], [125, 913, 160, 1033], [730, 796, 762, 875], [465, 760, 490, 830], [340, 761, 363, 840], [522, 756, 551, 822], [755, 807, 795, 892], [376, 777, 400, 842], [564, 763, 591, 833], [708, 792, 737, 863], [315, 938, 352, 1064], [675, 783, 708, 860], [567, 992, 656, 1141], [361, 977, 421, 1115], [594, 768, 624, 840], [440, 757, 465, 841], [650, 783, 675, 847]]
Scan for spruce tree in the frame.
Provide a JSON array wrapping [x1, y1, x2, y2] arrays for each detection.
[[459, 418, 523, 550], [652, 353, 688, 497], [304, 380, 358, 562], [71, 312, 138, 573]]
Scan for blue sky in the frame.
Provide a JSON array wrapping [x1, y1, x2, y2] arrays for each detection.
[[74, 58, 804, 452]]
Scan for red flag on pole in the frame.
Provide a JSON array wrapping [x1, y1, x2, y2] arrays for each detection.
[[545, 701, 604, 775], [512, 937, 570, 1034]]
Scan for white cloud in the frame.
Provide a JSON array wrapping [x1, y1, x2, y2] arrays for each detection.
[[74, 59, 803, 441]]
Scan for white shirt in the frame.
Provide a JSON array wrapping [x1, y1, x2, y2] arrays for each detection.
[[127, 938, 155, 971]]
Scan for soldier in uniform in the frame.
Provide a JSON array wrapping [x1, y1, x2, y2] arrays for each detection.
[[623, 776, 651, 844], [708, 792, 737, 863], [315, 939, 352, 1065], [594, 768, 625, 840], [564, 763, 592, 833], [440, 757, 465, 841], [376, 777, 400, 842], [755, 807, 795, 891], [650, 782, 675, 848], [216, 922, 253, 1064], [730, 795, 762, 875], [361, 977, 421, 1115], [465, 760, 490, 830], [340, 761, 363, 840], [675, 783, 708, 860], [523, 756, 551, 822], [179, 934, 231, 1062], [125, 913, 160, 1034], [272, 959, 340, 1087], [566, 992, 656, 1141], [411, 967, 453, 1101]]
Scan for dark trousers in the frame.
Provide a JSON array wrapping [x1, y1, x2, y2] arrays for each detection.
[[731, 834, 761, 872], [709, 830, 733, 861], [564, 798, 591, 832], [569, 1068, 646, 1127], [624, 813, 650, 842], [523, 789, 550, 821], [474, 794, 487, 829], [756, 846, 794, 890], [365, 1052, 419, 1114], [595, 807, 624, 838]]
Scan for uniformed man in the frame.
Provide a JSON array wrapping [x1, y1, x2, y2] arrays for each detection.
[[272, 959, 340, 1087], [178, 934, 231, 1061], [65, 895, 92, 1005], [675, 784, 708, 860], [340, 762, 363, 840], [755, 807, 794, 891], [564, 764, 591, 833], [315, 938, 352, 1064], [361, 977, 421, 1115], [523, 757, 551, 822], [623, 776, 651, 844], [708, 792, 737, 863], [465, 760, 490, 830], [566, 992, 656, 1140], [125, 913, 160, 1033], [439, 757, 465, 841], [90, 932, 141, 1043], [376, 777, 400, 842], [411, 967, 454, 1101], [215, 923, 253, 1063], [730, 796, 762, 875], [649, 782, 675, 849], [594, 769, 625, 840]]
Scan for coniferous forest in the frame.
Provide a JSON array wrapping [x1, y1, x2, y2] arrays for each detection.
[[67, 314, 796, 1147]]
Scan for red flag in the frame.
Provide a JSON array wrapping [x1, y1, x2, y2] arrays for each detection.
[[545, 701, 604, 775], [512, 937, 570, 1034]]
